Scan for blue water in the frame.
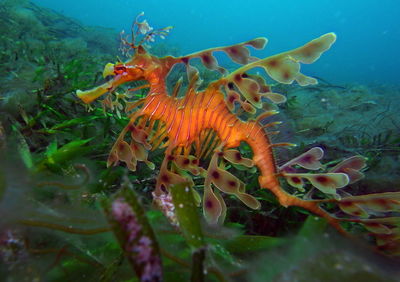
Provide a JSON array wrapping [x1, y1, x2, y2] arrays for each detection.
[[32, 0, 399, 86]]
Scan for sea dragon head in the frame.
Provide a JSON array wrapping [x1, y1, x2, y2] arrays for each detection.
[[76, 13, 172, 104]]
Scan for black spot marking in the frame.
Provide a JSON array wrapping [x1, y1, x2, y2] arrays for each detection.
[[202, 55, 211, 64], [161, 174, 169, 182], [316, 176, 329, 184], [291, 177, 301, 184], [212, 170, 220, 179], [229, 47, 238, 54], [235, 152, 242, 160]]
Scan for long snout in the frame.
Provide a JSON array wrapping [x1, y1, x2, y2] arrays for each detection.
[[76, 80, 114, 104]]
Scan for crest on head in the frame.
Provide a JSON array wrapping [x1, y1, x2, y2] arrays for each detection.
[[119, 12, 173, 57]]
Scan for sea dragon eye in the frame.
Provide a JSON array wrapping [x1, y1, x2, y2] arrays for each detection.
[[114, 64, 127, 75]]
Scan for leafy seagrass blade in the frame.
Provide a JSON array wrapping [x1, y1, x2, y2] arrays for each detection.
[[169, 182, 206, 281], [35, 138, 94, 172], [102, 183, 163, 281], [169, 182, 204, 249]]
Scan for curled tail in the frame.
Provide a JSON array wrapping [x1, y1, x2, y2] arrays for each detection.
[[247, 127, 400, 255], [243, 121, 345, 232]]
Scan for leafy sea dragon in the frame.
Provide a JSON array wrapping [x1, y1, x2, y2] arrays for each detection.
[[77, 14, 400, 255]]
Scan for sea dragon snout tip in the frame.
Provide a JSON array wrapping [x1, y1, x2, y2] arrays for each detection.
[[76, 82, 112, 104]]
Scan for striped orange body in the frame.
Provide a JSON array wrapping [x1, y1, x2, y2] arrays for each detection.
[[140, 87, 245, 148], [76, 32, 339, 224], [138, 82, 281, 191]]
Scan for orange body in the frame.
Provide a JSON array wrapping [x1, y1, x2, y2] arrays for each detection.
[[76, 29, 400, 255]]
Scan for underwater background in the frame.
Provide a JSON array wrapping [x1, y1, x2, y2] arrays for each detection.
[[32, 0, 400, 85], [0, 0, 399, 281]]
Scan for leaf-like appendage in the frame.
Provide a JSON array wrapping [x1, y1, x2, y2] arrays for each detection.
[[157, 169, 188, 191], [284, 173, 349, 194], [305, 173, 349, 194], [329, 155, 366, 184], [131, 142, 154, 170], [207, 152, 260, 210], [349, 216, 400, 255], [199, 51, 218, 70], [223, 38, 267, 64], [290, 33, 337, 64], [219, 33, 336, 110], [247, 73, 270, 93], [286, 175, 305, 191], [107, 149, 119, 168], [224, 44, 251, 64], [338, 200, 369, 218], [256, 33, 336, 85], [209, 167, 242, 195], [263, 92, 287, 104], [213, 189, 227, 224], [376, 232, 400, 255], [280, 147, 324, 171], [222, 149, 254, 167], [225, 90, 240, 111], [335, 192, 400, 256], [364, 222, 392, 234], [232, 74, 263, 108], [339, 192, 400, 213], [236, 192, 261, 210], [129, 125, 151, 150], [203, 184, 223, 225], [242, 101, 256, 114], [174, 155, 201, 175], [176, 37, 268, 76], [116, 140, 137, 171]]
